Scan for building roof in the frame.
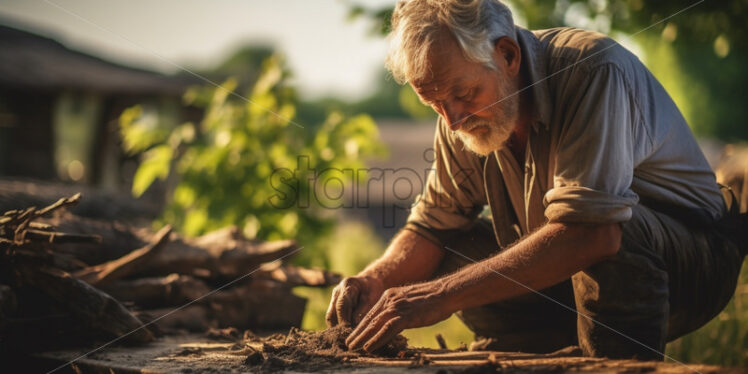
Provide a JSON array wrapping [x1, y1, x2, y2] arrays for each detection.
[[0, 24, 195, 95]]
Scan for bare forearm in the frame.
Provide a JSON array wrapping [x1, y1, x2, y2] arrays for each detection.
[[360, 229, 445, 289], [442, 222, 621, 311]]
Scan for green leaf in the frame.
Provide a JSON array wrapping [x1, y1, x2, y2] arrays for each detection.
[[119, 105, 170, 154], [132, 145, 173, 197]]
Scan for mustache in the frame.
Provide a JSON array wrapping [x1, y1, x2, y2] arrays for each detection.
[[458, 118, 489, 132]]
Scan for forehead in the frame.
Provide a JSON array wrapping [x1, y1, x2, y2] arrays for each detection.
[[411, 32, 483, 96]]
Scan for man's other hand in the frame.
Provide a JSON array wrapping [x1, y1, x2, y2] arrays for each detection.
[[345, 282, 454, 353], [325, 275, 385, 327]]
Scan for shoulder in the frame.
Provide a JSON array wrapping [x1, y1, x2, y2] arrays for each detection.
[[533, 27, 636, 72]]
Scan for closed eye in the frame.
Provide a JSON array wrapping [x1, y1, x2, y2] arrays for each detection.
[[456, 89, 474, 101]]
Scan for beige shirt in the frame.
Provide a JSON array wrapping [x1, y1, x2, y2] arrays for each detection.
[[405, 26, 726, 248]]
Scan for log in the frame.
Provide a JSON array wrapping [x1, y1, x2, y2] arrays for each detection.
[[205, 279, 306, 330], [99, 274, 211, 308], [73, 225, 172, 286], [256, 263, 342, 287], [15, 264, 153, 344], [131, 279, 307, 333], [10, 246, 88, 272], [40, 211, 149, 265], [0, 178, 161, 222], [133, 227, 298, 279]]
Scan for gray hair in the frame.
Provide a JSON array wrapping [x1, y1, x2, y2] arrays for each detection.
[[385, 0, 517, 84]]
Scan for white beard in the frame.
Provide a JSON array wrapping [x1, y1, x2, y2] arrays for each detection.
[[457, 120, 514, 156], [455, 83, 520, 157]]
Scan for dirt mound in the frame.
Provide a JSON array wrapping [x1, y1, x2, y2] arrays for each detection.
[[244, 325, 409, 372]]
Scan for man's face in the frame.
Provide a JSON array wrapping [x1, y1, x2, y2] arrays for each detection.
[[411, 34, 520, 156]]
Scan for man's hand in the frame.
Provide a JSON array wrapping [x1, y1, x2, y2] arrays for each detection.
[[326, 275, 385, 327], [345, 282, 454, 353], [325, 229, 445, 328]]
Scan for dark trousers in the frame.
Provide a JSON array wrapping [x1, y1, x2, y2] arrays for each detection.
[[435, 204, 744, 359]]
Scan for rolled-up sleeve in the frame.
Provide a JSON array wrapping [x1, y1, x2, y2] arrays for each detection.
[[544, 63, 640, 223], [405, 117, 487, 244]]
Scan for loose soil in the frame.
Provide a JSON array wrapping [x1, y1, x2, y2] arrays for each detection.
[[243, 324, 409, 372]]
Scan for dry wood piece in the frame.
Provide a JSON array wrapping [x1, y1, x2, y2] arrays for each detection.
[[257, 262, 342, 287], [73, 225, 172, 286], [205, 279, 307, 330], [33, 193, 82, 217], [133, 227, 298, 279], [435, 333, 447, 350], [39, 211, 148, 265], [14, 264, 153, 344], [100, 274, 211, 308], [130, 280, 307, 334], [23, 229, 102, 244], [0, 193, 102, 248], [8, 194, 84, 245], [9, 247, 88, 272]]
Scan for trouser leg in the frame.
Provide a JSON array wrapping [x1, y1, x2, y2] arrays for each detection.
[[435, 218, 578, 353], [434, 205, 742, 358], [573, 204, 744, 359]]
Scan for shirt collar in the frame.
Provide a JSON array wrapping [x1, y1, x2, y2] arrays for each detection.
[[514, 26, 552, 133]]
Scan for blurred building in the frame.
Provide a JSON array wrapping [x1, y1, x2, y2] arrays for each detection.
[[0, 24, 198, 190], [341, 120, 436, 240]]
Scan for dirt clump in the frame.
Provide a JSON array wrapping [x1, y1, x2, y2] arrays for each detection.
[[243, 324, 409, 372]]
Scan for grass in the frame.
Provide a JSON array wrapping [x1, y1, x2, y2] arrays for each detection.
[[297, 221, 748, 366]]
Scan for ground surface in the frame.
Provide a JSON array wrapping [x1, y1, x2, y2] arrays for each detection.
[[29, 331, 745, 374]]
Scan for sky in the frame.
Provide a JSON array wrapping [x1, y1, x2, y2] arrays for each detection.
[[0, 0, 397, 100]]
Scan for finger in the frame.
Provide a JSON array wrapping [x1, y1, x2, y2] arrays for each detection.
[[325, 288, 340, 327], [363, 317, 404, 353], [346, 297, 384, 347], [348, 313, 401, 352], [346, 317, 382, 351], [335, 284, 358, 326]]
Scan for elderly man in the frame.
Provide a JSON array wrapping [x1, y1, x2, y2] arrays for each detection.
[[326, 0, 745, 359]]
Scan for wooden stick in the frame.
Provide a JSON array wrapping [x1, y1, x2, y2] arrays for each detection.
[[25, 229, 102, 244], [435, 333, 447, 350], [35, 193, 82, 217], [73, 225, 172, 286]]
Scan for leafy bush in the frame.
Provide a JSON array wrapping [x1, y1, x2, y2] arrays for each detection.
[[120, 56, 386, 268]]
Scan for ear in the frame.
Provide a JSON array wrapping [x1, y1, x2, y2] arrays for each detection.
[[492, 37, 521, 77]]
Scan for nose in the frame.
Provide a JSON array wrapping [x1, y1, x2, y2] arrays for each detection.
[[439, 102, 466, 131]]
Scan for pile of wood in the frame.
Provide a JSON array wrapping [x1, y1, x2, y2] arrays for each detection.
[[0, 194, 340, 354]]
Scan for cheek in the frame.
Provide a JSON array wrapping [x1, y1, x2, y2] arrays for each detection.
[[468, 92, 500, 118]]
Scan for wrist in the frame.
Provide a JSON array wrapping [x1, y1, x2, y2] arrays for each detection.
[[359, 265, 394, 289], [438, 272, 472, 312]]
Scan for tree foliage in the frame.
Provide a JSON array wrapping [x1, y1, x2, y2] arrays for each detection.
[[120, 56, 386, 267]]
